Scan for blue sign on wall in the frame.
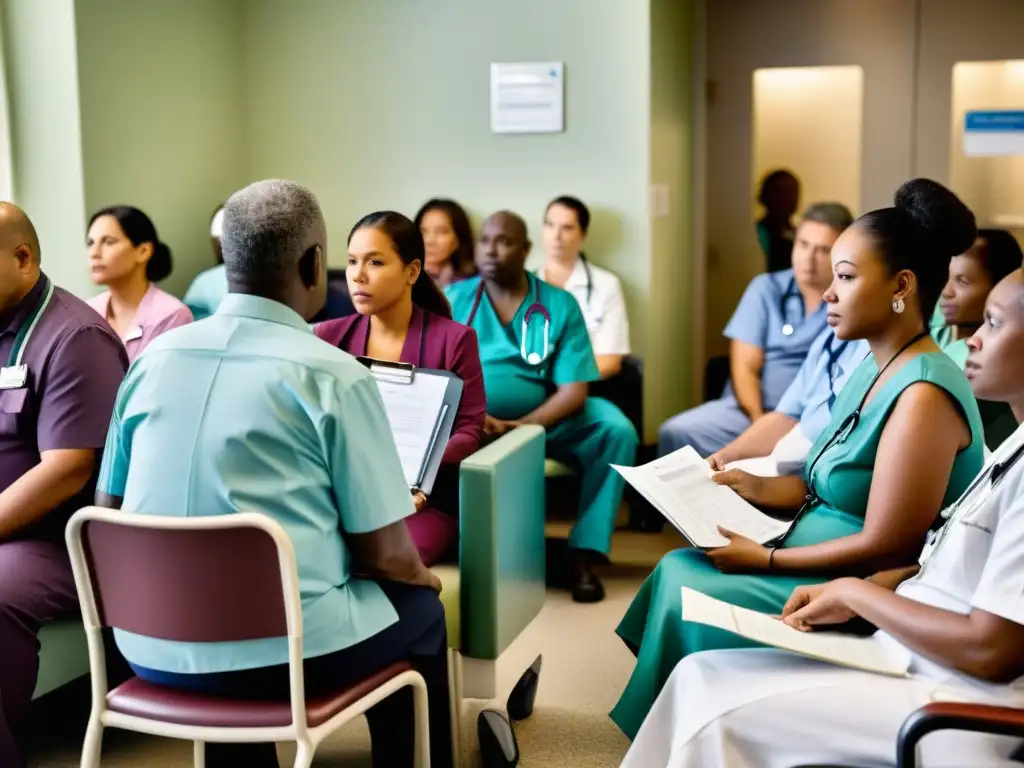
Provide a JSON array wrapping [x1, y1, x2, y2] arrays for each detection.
[[964, 110, 1024, 156]]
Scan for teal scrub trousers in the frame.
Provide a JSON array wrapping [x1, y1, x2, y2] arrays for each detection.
[[548, 397, 638, 557]]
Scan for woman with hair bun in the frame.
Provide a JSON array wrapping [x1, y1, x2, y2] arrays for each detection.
[[315, 211, 485, 565], [86, 205, 192, 361], [611, 179, 987, 739]]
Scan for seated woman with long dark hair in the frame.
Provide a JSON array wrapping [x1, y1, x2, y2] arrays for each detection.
[[316, 211, 485, 565]]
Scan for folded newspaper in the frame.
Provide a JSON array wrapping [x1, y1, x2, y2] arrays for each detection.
[[613, 446, 791, 548]]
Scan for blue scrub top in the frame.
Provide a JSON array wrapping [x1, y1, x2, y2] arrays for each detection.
[[182, 264, 227, 321], [446, 274, 599, 420], [723, 268, 828, 409], [98, 294, 415, 675], [775, 328, 870, 443]]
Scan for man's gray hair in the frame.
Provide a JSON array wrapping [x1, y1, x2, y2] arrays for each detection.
[[800, 202, 854, 234], [221, 180, 324, 284]]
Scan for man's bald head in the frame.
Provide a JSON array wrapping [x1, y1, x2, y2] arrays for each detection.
[[476, 210, 532, 288], [221, 180, 328, 320], [0, 203, 43, 315], [484, 211, 528, 243], [0, 203, 41, 264]]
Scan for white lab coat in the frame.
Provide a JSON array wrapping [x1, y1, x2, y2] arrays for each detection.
[[536, 258, 630, 356], [622, 423, 1024, 768]]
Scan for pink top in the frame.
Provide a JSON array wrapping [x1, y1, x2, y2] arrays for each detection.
[[314, 306, 485, 466], [87, 283, 193, 363]]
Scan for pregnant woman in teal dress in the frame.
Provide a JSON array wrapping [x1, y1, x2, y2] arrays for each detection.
[[612, 179, 987, 740]]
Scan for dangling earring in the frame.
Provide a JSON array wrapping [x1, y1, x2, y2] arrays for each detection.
[[892, 298, 906, 314]]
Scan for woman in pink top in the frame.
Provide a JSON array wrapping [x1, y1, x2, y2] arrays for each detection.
[[86, 206, 192, 361], [316, 211, 486, 565]]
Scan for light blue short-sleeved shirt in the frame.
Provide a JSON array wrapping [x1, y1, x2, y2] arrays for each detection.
[[98, 294, 415, 675], [446, 274, 599, 420], [775, 328, 871, 443], [182, 264, 228, 321], [722, 268, 829, 410]]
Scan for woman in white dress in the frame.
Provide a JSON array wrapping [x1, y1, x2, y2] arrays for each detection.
[[622, 268, 1024, 768]]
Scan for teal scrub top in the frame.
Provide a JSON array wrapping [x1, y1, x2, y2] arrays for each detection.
[[182, 264, 228, 321], [931, 322, 970, 369], [446, 275, 599, 420], [98, 294, 415, 674]]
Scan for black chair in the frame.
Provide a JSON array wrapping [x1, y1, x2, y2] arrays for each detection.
[[704, 354, 730, 402], [790, 701, 1024, 768], [590, 355, 644, 439]]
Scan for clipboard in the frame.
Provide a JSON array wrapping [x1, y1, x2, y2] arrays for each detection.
[[357, 356, 464, 495]]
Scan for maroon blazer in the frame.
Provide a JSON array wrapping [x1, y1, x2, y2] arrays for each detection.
[[314, 306, 485, 466]]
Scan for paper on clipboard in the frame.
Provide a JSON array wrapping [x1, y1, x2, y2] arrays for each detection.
[[374, 373, 450, 488], [681, 588, 911, 677], [612, 446, 791, 548]]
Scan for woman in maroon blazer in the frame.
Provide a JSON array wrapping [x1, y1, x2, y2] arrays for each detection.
[[316, 211, 486, 565]]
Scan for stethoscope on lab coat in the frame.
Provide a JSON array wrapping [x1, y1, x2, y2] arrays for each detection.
[[466, 273, 552, 366], [920, 434, 1024, 568]]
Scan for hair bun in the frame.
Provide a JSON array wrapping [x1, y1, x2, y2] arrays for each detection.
[[894, 178, 977, 258], [147, 241, 173, 283]]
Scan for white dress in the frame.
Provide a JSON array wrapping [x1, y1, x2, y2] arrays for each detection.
[[622, 423, 1024, 768]]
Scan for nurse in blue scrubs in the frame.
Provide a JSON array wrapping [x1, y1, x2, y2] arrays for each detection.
[[446, 211, 638, 603], [659, 202, 854, 458]]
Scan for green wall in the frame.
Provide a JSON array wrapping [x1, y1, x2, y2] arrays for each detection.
[[243, 0, 694, 439], [2, 0, 90, 295], [649, 0, 696, 414], [76, 0, 247, 297], [2, 0, 695, 440]]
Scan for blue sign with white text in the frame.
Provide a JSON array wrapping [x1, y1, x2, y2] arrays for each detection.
[[965, 110, 1024, 132], [964, 110, 1024, 156]]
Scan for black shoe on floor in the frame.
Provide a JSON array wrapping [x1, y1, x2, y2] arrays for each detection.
[[570, 557, 605, 603]]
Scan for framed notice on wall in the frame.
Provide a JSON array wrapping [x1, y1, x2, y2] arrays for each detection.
[[490, 62, 565, 134]]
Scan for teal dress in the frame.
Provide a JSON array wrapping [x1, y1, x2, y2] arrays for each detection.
[[610, 351, 984, 739]]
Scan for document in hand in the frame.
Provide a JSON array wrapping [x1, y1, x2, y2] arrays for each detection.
[[681, 587, 911, 677], [612, 446, 791, 548], [369, 366, 461, 494]]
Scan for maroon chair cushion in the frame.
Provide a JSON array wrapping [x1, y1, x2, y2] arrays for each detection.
[[106, 661, 415, 729]]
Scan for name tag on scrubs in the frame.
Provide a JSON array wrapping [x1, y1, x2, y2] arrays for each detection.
[[0, 365, 27, 390], [124, 326, 143, 342]]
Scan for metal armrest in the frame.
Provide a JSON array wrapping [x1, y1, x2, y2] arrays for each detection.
[[897, 702, 1024, 768]]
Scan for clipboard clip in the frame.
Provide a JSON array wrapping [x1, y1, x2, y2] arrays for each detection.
[[356, 356, 415, 385]]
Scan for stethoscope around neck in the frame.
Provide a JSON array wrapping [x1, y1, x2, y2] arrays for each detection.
[[779, 276, 805, 337], [466, 274, 552, 366], [766, 328, 932, 548]]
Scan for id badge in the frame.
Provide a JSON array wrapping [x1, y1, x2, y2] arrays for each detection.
[[0, 365, 27, 390]]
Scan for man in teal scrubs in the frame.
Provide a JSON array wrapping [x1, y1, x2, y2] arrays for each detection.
[[97, 180, 453, 768], [447, 211, 638, 603]]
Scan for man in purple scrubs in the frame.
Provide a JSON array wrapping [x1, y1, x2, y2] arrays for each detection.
[[0, 203, 127, 767]]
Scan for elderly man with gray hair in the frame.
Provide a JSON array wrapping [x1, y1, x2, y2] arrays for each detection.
[[96, 180, 454, 768]]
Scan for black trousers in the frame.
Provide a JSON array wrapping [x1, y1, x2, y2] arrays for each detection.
[[131, 580, 453, 768]]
